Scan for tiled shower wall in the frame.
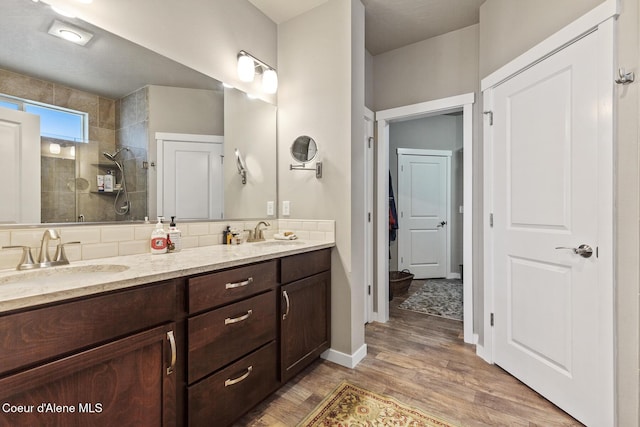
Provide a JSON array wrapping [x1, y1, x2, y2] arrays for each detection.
[[0, 68, 149, 223], [116, 87, 149, 221], [0, 219, 335, 271]]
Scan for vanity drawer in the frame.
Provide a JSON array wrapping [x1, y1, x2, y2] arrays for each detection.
[[188, 341, 277, 427], [280, 248, 331, 284], [187, 260, 277, 313], [0, 280, 178, 376], [187, 290, 276, 383]]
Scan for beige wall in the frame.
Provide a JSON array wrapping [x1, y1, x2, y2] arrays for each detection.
[[478, 0, 604, 77], [223, 87, 277, 219], [278, 0, 366, 356], [372, 24, 479, 111]]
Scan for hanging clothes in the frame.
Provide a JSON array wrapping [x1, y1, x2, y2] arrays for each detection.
[[389, 171, 399, 242]]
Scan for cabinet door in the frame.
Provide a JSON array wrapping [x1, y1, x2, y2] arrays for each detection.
[[0, 323, 177, 427], [280, 271, 331, 382]]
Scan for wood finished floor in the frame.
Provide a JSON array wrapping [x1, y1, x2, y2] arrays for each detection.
[[234, 281, 583, 426]]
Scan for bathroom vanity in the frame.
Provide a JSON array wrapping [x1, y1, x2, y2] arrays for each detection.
[[0, 242, 332, 426]]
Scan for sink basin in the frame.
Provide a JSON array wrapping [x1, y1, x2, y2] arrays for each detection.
[[254, 240, 305, 248], [0, 264, 130, 287]]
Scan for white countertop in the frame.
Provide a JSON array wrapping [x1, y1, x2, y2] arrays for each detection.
[[0, 240, 334, 314]]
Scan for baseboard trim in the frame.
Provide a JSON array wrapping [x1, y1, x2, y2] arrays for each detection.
[[446, 273, 461, 280], [321, 344, 368, 369]]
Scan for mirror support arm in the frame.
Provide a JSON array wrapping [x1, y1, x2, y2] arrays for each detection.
[[290, 162, 322, 178]]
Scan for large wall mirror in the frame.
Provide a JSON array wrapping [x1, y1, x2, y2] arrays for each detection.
[[0, 0, 276, 225]]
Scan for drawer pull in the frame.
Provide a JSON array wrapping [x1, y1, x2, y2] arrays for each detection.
[[224, 366, 253, 387], [282, 290, 290, 320], [167, 330, 176, 376], [225, 309, 253, 325], [225, 277, 254, 290]]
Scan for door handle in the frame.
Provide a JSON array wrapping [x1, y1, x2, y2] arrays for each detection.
[[555, 244, 593, 258], [437, 221, 446, 228]]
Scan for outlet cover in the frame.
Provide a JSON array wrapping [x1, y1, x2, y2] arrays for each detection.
[[267, 201, 274, 216], [282, 201, 290, 216]]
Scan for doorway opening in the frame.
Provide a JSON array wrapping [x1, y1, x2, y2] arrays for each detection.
[[374, 93, 474, 344]]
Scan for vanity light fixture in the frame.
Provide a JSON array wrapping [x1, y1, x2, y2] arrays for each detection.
[[48, 20, 94, 46], [236, 50, 278, 93]]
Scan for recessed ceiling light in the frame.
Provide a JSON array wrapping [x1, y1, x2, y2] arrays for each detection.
[[48, 20, 94, 46]]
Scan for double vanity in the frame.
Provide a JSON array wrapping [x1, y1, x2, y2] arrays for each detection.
[[0, 239, 333, 426]]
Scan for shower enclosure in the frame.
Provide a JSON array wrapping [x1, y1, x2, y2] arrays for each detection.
[[41, 140, 147, 223]]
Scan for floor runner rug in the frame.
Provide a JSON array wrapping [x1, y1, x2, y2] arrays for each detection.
[[398, 279, 462, 321], [297, 381, 457, 427]]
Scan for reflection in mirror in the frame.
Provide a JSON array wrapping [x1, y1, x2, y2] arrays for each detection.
[[291, 135, 318, 163], [224, 87, 277, 219], [235, 149, 248, 185], [0, 0, 277, 225]]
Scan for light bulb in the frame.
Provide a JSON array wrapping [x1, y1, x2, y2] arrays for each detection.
[[262, 69, 278, 94], [237, 55, 255, 82], [59, 30, 82, 42]]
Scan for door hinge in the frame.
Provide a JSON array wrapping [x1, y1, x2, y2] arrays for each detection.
[[483, 111, 494, 126], [220, 155, 224, 164], [368, 137, 373, 148], [489, 213, 494, 227], [368, 285, 371, 295], [490, 313, 494, 327], [400, 257, 404, 264], [367, 212, 372, 222]]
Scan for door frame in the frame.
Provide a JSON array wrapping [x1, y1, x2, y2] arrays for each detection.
[[396, 148, 452, 279], [480, 1, 616, 423], [364, 107, 375, 323], [375, 92, 474, 344]]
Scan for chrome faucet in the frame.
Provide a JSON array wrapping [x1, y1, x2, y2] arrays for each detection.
[[2, 229, 80, 270], [249, 221, 270, 242], [39, 229, 61, 264]]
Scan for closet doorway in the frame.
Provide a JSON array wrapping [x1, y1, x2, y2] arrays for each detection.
[[375, 93, 474, 344]]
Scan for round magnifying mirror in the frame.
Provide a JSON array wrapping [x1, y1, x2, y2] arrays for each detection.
[[290, 135, 318, 163]]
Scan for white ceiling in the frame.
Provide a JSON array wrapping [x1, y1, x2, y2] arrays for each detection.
[[249, 0, 485, 55]]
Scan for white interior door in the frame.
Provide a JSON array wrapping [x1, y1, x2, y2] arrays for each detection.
[[0, 108, 40, 223], [487, 27, 612, 426], [397, 149, 450, 279], [157, 133, 224, 220]]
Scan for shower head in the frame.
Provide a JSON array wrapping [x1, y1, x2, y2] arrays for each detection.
[[103, 147, 130, 162]]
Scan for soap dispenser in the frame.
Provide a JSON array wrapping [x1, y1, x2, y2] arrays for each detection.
[[168, 216, 182, 252], [150, 217, 167, 254]]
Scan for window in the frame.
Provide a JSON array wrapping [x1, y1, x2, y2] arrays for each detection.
[[0, 94, 88, 143]]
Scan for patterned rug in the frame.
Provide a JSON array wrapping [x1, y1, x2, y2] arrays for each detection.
[[297, 381, 457, 427], [398, 279, 462, 321]]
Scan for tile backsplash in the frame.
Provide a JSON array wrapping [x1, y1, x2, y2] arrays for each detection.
[[0, 219, 335, 271]]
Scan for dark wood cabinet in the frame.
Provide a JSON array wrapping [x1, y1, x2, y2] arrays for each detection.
[[0, 280, 180, 427], [0, 248, 331, 426], [0, 323, 177, 427], [186, 260, 279, 427], [280, 249, 331, 383]]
